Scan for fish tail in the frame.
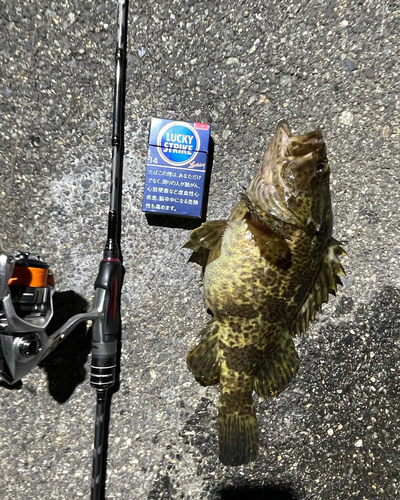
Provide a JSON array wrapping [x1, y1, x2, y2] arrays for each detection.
[[218, 366, 259, 466], [218, 405, 259, 466]]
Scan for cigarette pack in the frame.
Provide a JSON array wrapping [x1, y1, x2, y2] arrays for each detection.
[[142, 118, 211, 218]]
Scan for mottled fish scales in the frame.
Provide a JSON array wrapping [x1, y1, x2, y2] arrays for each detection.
[[186, 121, 346, 466]]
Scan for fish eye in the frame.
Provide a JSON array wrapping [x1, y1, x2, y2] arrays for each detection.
[[316, 163, 328, 173]]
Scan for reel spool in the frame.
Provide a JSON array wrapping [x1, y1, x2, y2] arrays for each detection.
[[8, 253, 54, 319]]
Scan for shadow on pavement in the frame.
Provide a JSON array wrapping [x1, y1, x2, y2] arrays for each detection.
[[39, 290, 91, 403], [218, 484, 299, 500]]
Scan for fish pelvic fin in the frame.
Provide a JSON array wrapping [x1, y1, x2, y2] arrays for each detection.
[[218, 365, 259, 466], [254, 334, 300, 398], [183, 220, 227, 267], [291, 237, 347, 336], [187, 320, 220, 386]]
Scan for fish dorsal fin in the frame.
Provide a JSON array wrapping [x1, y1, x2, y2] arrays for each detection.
[[183, 220, 227, 267], [291, 238, 346, 336]]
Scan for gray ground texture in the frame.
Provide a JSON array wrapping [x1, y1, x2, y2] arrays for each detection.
[[0, 0, 399, 499]]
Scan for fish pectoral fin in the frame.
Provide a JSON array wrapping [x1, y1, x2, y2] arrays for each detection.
[[187, 320, 220, 386], [253, 336, 300, 398], [183, 220, 227, 267], [290, 237, 346, 336], [187, 247, 210, 267], [183, 220, 227, 251]]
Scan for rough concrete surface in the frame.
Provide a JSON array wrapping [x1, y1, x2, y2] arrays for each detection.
[[0, 0, 399, 499]]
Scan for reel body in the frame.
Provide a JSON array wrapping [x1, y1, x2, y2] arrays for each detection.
[[0, 252, 54, 384]]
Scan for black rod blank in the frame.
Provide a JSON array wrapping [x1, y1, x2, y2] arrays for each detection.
[[110, 0, 128, 218], [90, 1, 128, 499], [91, 392, 108, 499]]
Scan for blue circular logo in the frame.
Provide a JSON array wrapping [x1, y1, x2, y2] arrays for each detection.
[[157, 123, 200, 165]]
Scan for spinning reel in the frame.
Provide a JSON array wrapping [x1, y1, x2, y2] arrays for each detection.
[[0, 252, 55, 385], [0, 250, 120, 392]]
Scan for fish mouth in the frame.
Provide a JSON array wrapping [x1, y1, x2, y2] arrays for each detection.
[[246, 121, 325, 230], [272, 120, 325, 162]]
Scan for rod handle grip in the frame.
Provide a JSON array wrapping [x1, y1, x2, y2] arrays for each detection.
[[90, 258, 122, 390]]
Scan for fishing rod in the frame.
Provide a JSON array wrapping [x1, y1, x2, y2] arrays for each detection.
[[90, 0, 127, 497], [0, 1, 129, 498]]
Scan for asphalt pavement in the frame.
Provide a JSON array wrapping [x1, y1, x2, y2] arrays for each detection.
[[0, 1, 399, 499]]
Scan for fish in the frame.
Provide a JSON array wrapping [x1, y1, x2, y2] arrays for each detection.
[[184, 120, 346, 466]]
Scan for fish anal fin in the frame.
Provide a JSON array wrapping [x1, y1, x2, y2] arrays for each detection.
[[187, 321, 220, 386], [290, 237, 346, 336], [183, 220, 227, 268], [253, 335, 300, 398]]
